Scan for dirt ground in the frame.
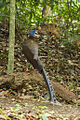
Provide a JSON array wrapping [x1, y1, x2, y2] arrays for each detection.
[[0, 72, 80, 120], [0, 95, 80, 120]]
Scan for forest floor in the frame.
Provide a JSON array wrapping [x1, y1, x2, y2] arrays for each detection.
[[0, 21, 80, 119], [0, 94, 80, 120], [0, 72, 80, 120]]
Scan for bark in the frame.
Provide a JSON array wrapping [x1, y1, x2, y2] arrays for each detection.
[[42, 0, 51, 18], [7, 0, 15, 74]]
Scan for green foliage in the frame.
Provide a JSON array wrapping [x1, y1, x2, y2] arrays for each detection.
[[0, 0, 80, 44], [0, 52, 8, 62], [0, 108, 10, 119], [0, 0, 10, 21], [16, 0, 80, 36], [66, 81, 76, 89], [16, 0, 43, 30]]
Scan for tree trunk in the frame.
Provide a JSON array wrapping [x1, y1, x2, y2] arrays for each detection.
[[7, 0, 15, 74], [42, 0, 51, 18], [42, 5, 51, 18]]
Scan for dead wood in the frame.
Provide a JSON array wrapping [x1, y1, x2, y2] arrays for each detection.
[[52, 82, 76, 103], [0, 71, 76, 103]]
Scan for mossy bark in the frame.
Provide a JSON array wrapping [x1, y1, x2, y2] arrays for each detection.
[[7, 0, 15, 74]]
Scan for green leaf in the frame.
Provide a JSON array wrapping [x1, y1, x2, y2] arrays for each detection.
[[42, 113, 48, 120]]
